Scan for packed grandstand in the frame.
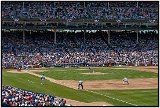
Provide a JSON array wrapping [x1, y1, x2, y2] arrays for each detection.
[[2, 85, 67, 106], [2, 30, 158, 68], [2, 2, 158, 20], [2, 1, 159, 107]]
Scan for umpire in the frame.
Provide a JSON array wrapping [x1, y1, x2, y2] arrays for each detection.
[[78, 80, 83, 89]]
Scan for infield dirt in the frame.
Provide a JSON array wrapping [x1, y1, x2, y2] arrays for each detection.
[[111, 67, 158, 73]]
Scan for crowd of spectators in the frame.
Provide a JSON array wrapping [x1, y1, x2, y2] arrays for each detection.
[[2, 85, 67, 106], [2, 30, 158, 68], [2, 1, 158, 20], [109, 31, 158, 66]]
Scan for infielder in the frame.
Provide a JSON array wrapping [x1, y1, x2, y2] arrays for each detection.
[[78, 80, 83, 89], [122, 77, 129, 85], [41, 74, 45, 85]]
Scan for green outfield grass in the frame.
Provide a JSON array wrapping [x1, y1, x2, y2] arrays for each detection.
[[36, 67, 158, 80], [2, 69, 158, 106], [94, 89, 158, 106]]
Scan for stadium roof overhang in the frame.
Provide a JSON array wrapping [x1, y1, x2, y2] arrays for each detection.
[[2, 19, 158, 31]]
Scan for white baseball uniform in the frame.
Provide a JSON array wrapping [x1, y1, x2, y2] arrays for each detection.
[[123, 78, 129, 85], [41, 75, 45, 84]]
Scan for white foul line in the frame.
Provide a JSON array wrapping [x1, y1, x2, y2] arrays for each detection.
[[85, 90, 138, 106]]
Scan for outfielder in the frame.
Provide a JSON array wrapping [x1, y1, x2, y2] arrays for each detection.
[[122, 77, 129, 85], [78, 80, 83, 89], [88, 65, 94, 73], [41, 74, 45, 85]]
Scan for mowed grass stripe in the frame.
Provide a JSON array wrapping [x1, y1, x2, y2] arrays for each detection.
[[36, 68, 158, 80]]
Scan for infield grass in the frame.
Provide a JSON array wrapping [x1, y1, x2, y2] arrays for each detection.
[[36, 67, 158, 80]]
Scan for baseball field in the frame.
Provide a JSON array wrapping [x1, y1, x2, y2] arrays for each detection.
[[2, 66, 158, 106]]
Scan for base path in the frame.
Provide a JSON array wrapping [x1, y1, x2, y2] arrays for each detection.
[[64, 98, 113, 106]]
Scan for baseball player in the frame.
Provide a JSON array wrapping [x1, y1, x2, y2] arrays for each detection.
[[41, 74, 45, 85], [122, 77, 129, 85], [26, 63, 29, 71], [88, 65, 91, 70], [78, 80, 83, 89], [17, 65, 21, 71], [27, 64, 29, 71], [25, 64, 29, 71], [88, 66, 94, 73]]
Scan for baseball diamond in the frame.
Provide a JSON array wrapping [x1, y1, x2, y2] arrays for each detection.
[[2, 66, 158, 106], [1, 1, 159, 107]]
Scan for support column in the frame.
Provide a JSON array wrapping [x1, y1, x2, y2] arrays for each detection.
[[84, 30, 86, 44], [136, 31, 139, 43], [108, 30, 110, 44], [108, 2, 110, 8], [23, 30, 25, 44], [54, 30, 56, 44]]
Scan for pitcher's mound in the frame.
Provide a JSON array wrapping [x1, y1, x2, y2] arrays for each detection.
[[81, 72, 106, 75]]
